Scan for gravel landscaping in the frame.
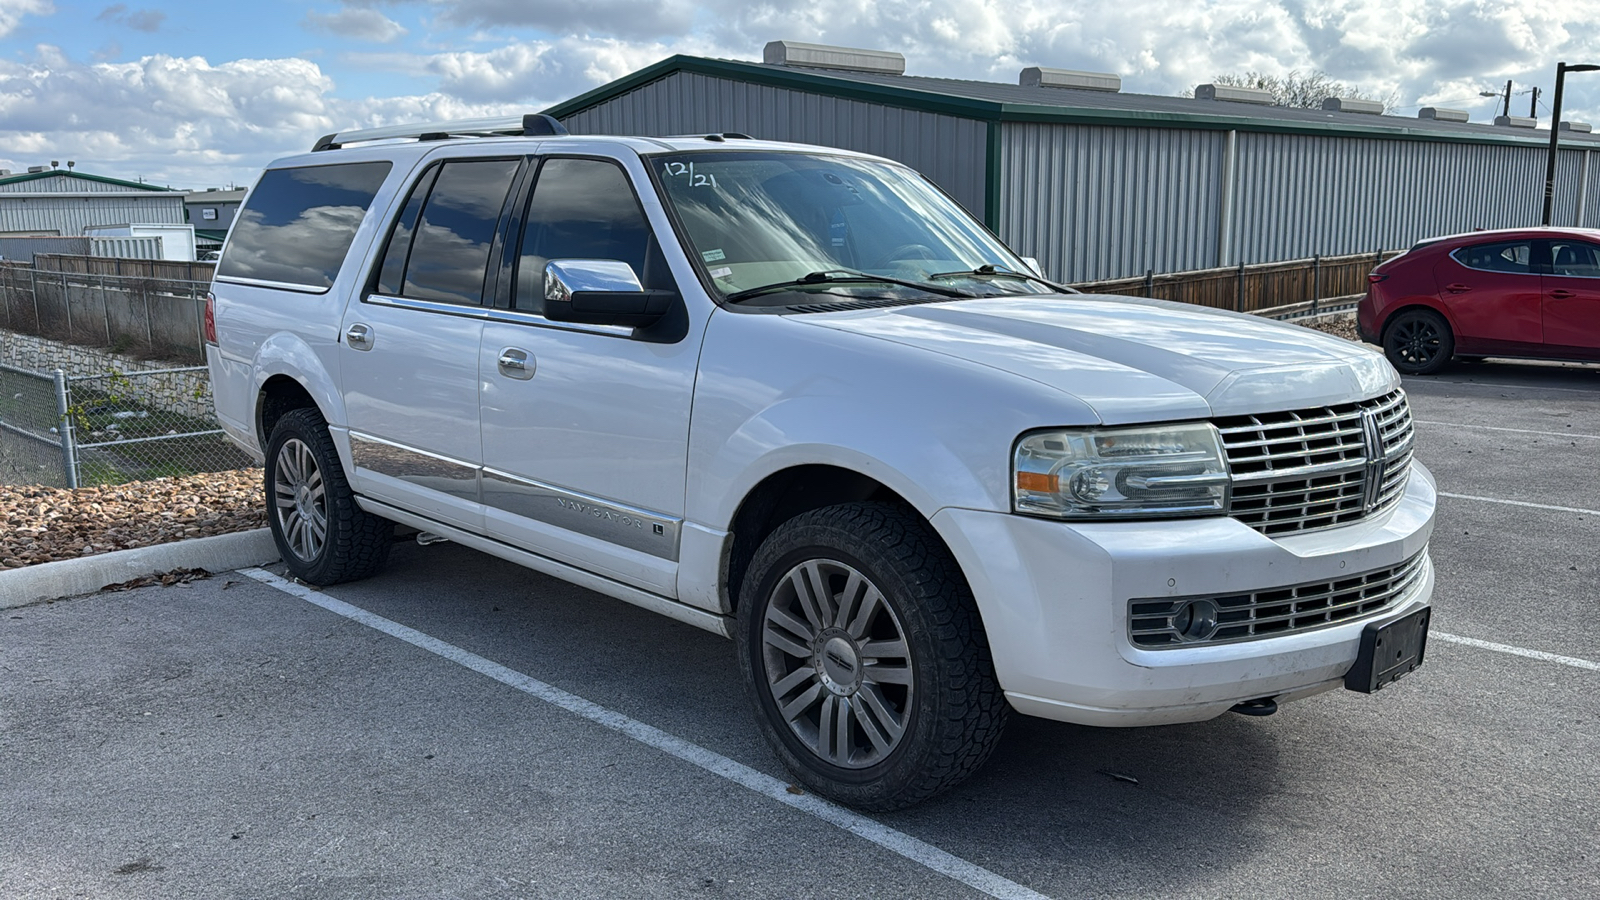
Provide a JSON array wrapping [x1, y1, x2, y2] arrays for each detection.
[[0, 316, 1365, 572], [0, 469, 264, 570]]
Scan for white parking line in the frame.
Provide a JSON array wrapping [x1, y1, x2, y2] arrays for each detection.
[[238, 567, 1051, 900], [1414, 420, 1600, 441], [1433, 632, 1600, 673], [1436, 491, 1600, 517]]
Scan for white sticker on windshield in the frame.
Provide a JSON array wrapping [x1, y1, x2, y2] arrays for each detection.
[[709, 266, 733, 279], [702, 249, 726, 263]]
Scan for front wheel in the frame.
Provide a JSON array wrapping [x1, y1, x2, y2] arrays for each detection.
[[736, 503, 1007, 811], [265, 407, 391, 585], [1383, 309, 1454, 375]]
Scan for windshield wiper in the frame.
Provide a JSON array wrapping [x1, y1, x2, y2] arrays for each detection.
[[726, 269, 974, 303], [928, 264, 1079, 294]]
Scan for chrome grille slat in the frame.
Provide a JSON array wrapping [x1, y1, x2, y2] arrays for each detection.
[[1217, 389, 1415, 536], [1130, 550, 1429, 647]]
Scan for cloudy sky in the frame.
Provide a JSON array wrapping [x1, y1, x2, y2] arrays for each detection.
[[2, 0, 1598, 189]]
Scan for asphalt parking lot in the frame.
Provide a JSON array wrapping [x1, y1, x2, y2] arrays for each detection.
[[3, 358, 1598, 899]]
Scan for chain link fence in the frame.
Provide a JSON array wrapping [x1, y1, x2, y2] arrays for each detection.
[[0, 363, 71, 487], [0, 361, 253, 488]]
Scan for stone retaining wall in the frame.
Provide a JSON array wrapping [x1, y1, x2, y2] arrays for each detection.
[[0, 330, 213, 420]]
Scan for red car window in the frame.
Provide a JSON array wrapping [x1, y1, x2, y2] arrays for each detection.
[[1549, 241, 1600, 277], [1452, 241, 1533, 274]]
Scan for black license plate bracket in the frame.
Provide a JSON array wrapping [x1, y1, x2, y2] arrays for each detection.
[[1345, 607, 1430, 693]]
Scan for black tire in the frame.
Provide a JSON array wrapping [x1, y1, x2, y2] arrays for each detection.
[[735, 502, 1008, 811], [264, 407, 391, 585], [1382, 309, 1454, 375]]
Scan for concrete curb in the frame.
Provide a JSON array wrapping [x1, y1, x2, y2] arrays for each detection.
[[1, 529, 280, 609]]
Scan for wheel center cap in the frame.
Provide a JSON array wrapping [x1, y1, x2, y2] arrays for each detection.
[[294, 485, 311, 518], [816, 632, 862, 696]]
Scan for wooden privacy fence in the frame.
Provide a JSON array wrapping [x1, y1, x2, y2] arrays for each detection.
[[30, 254, 217, 283], [1073, 250, 1405, 315]]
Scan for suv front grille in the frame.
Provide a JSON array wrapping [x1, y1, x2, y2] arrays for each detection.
[[1129, 548, 1429, 648], [1217, 390, 1414, 536]]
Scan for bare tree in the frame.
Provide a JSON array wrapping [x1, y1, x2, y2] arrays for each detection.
[[1192, 70, 1400, 113]]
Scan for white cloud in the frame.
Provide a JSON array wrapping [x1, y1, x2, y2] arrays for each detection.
[[304, 7, 409, 43], [0, 0, 53, 38]]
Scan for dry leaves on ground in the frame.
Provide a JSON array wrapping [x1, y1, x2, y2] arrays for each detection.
[[0, 469, 265, 570]]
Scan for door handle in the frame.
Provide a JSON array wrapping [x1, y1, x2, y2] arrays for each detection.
[[1444, 283, 1470, 294], [1550, 289, 1577, 299], [497, 348, 535, 380], [345, 323, 373, 350]]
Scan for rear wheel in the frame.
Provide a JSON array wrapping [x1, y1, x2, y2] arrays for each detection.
[[265, 407, 391, 585], [735, 502, 1007, 811], [1383, 309, 1454, 375]]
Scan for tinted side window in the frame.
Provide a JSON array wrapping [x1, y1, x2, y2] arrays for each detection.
[[1452, 241, 1533, 274], [374, 165, 439, 296], [400, 159, 520, 306], [1549, 241, 1600, 277], [217, 162, 392, 289], [515, 158, 657, 313]]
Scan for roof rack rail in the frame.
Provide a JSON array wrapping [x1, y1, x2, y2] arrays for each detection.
[[311, 113, 569, 152]]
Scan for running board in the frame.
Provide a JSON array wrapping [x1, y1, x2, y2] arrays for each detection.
[[356, 497, 733, 639]]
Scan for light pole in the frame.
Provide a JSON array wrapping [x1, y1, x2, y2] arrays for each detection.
[[1542, 61, 1600, 226]]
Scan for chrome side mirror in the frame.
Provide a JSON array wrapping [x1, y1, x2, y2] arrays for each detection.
[[542, 259, 673, 328], [544, 259, 644, 302]]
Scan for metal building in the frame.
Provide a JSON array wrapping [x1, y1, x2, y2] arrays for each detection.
[[0, 168, 185, 245], [546, 44, 1600, 282]]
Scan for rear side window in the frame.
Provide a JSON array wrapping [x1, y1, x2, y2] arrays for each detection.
[[373, 158, 520, 306], [217, 162, 392, 289], [1451, 241, 1532, 274], [1549, 240, 1600, 277]]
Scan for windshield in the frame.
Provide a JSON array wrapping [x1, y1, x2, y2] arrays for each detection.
[[649, 151, 1048, 300]]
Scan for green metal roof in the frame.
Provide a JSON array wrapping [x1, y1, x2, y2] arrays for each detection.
[[0, 170, 178, 191], [545, 55, 1600, 151]]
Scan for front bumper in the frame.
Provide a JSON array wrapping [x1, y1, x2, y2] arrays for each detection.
[[932, 462, 1436, 727]]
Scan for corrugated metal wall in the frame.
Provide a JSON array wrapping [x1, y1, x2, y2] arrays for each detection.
[[1229, 132, 1587, 263], [0, 237, 163, 263], [0, 196, 186, 238], [559, 71, 991, 218], [999, 123, 1226, 282], [1002, 121, 1599, 282]]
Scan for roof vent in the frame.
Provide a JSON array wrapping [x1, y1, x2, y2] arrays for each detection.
[[26, 166, 45, 174], [1418, 107, 1470, 123], [763, 40, 905, 75], [1194, 84, 1275, 106], [1560, 121, 1594, 133], [1494, 115, 1537, 129], [1321, 97, 1384, 115], [1019, 67, 1120, 92]]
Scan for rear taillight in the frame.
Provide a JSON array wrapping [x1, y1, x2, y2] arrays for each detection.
[[1368, 273, 1389, 284], [203, 291, 218, 344]]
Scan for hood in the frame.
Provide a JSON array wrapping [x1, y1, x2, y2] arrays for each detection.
[[796, 294, 1397, 424]]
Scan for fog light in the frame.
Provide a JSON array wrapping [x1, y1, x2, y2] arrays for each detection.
[[1172, 599, 1220, 641]]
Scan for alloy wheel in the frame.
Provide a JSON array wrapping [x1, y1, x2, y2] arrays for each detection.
[[273, 437, 328, 562], [760, 559, 915, 769]]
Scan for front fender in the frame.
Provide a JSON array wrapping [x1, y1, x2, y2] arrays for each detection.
[[697, 395, 998, 528]]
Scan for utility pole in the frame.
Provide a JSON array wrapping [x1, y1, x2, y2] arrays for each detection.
[[1502, 79, 1513, 118], [1529, 86, 1541, 118], [1543, 62, 1600, 225]]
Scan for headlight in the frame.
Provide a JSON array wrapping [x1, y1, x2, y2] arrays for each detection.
[[1013, 422, 1229, 519]]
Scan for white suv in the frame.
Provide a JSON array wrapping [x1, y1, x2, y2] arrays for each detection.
[[207, 114, 1435, 810]]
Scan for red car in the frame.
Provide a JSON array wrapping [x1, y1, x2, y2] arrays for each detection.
[[1358, 226, 1600, 374]]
